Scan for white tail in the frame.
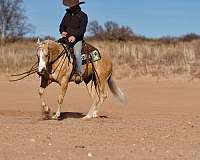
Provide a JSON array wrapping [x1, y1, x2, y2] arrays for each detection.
[[108, 76, 127, 105]]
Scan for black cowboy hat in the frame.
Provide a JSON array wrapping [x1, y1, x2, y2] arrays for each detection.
[[63, 0, 85, 7]]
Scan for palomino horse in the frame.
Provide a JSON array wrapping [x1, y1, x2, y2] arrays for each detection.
[[36, 39, 126, 120]]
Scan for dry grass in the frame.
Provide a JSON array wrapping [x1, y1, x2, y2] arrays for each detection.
[[1, 39, 200, 79], [0, 41, 36, 73], [90, 40, 200, 79]]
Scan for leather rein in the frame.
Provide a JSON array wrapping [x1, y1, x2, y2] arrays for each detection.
[[10, 42, 71, 82]]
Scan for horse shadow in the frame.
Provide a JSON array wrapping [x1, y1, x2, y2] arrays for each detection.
[[57, 112, 109, 120], [58, 112, 85, 120]]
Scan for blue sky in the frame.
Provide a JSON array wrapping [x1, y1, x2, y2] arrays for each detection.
[[24, 0, 200, 38]]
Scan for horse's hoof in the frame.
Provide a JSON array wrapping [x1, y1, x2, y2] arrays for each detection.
[[42, 112, 51, 120], [44, 110, 50, 115], [41, 113, 51, 120], [82, 115, 92, 120], [51, 114, 60, 120], [92, 111, 99, 118], [42, 107, 51, 116], [92, 115, 98, 118]]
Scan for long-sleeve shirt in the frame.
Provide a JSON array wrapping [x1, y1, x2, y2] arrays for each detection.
[[59, 6, 88, 43]]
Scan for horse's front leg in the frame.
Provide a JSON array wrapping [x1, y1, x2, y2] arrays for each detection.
[[39, 87, 51, 120], [51, 79, 69, 120], [39, 78, 51, 120]]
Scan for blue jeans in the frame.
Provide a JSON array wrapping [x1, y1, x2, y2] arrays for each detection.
[[74, 41, 82, 75]]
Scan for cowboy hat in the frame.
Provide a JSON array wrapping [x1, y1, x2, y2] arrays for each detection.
[[63, 0, 85, 7]]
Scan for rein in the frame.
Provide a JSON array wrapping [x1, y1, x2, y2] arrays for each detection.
[[45, 43, 71, 75], [10, 42, 71, 82], [10, 62, 38, 82], [10, 45, 44, 82]]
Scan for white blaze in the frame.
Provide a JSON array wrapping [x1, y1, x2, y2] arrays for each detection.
[[38, 49, 46, 72]]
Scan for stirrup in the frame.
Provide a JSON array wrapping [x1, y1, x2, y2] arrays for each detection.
[[74, 73, 82, 84]]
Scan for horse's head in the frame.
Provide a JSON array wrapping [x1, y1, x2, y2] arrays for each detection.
[[36, 39, 68, 76], [36, 39, 51, 76]]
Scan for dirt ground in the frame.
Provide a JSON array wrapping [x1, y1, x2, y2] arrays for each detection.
[[0, 75, 200, 160]]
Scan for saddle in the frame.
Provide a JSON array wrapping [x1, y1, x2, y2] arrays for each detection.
[[57, 37, 101, 83], [57, 37, 101, 65]]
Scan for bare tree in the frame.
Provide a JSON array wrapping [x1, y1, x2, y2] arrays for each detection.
[[88, 20, 136, 41], [104, 21, 135, 40], [0, 0, 33, 41], [88, 20, 103, 36], [104, 21, 119, 34]]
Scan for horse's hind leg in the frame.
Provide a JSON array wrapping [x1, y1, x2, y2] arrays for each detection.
[[91, 77, 108, 118], [83, 82, 99, 119], [39, 78, 51, 120], [83, 80, 107, 119], [93, 84, 107, 118], [52, 79, 69, 120]]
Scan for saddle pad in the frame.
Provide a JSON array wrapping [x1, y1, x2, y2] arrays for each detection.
[[68, 42, 101, 65], [82, 49, 101, 65]]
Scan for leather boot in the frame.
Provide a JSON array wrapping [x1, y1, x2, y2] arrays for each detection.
[[75, 73, 82, 84]]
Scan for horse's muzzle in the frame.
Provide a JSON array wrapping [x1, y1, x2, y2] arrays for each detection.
[[37, 68, 46, 76]]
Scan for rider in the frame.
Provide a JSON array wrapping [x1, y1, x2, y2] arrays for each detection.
[[60, 0, 88, 84]]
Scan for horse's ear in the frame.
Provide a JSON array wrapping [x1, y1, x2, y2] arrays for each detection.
[[37, 38, 41, 45]]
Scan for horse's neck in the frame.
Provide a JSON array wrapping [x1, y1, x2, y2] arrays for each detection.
[[51, 44, 66, 62], [50, 44, 72, 74]]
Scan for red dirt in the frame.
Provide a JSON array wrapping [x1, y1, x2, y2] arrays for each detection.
[[0, 76, 200, 160]]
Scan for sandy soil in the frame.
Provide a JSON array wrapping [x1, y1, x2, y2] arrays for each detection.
[[0, 76, 200, 160]]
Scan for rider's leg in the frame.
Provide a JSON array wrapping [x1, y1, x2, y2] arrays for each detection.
[[74, 41, 82, 77]]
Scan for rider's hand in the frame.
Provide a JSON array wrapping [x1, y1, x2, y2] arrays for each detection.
[[61, 32, 68, 37], [68, 36, 76, 43]]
